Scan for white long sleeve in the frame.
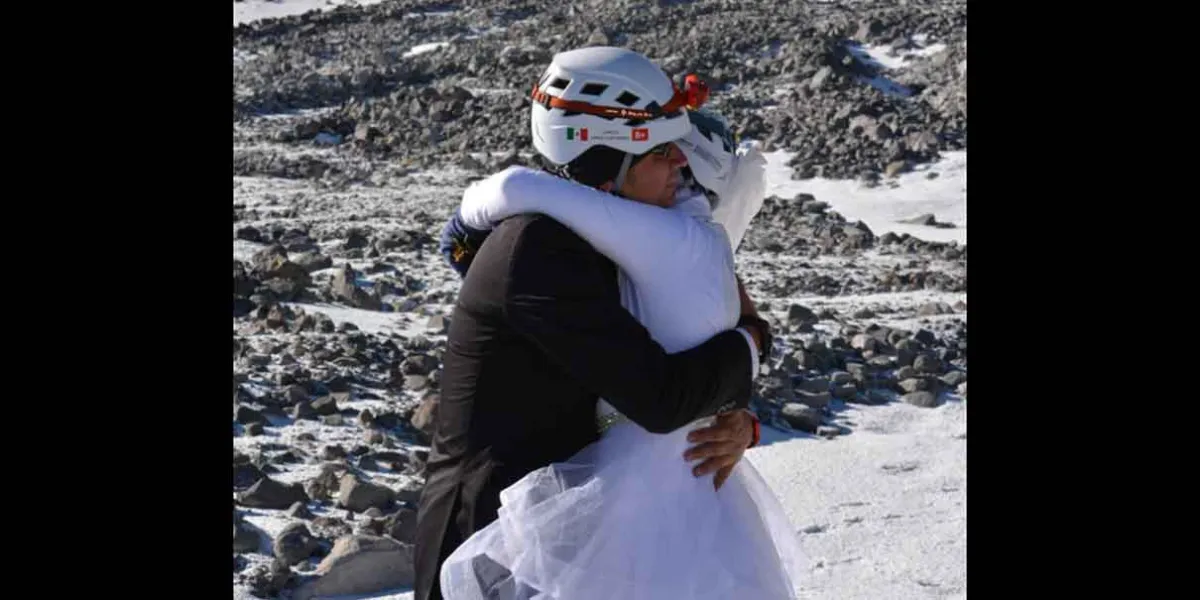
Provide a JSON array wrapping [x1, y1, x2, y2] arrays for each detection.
[[459, 166, 719, 284], [459, 164, 754, 377]]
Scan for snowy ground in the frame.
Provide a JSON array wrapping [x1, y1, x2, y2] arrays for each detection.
[[236, 298, 966, 600], [238, 290, 966, 600], [234, 3, 965, 598], [753, 400, 966, 599]]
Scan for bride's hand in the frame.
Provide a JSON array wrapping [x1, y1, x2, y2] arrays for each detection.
[[684, 410, 756, 491]]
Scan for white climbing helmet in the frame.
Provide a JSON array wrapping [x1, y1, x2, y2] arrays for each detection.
[[675, 106, 739, 198], [529, 46, 694, 166]]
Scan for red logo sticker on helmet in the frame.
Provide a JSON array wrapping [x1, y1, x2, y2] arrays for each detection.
[[631, 128, 649, 142]]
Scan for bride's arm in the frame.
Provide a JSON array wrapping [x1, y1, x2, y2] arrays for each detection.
[[710, 143, 768, 253], [459, 166, 710, 281]]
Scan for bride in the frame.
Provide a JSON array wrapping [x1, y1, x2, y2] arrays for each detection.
[[437, 50, 806, 600]]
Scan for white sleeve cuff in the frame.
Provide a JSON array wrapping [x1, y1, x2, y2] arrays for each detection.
[[735, 327, 760, 380]]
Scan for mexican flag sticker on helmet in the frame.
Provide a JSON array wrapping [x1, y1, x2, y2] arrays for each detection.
[[566, 127, 589, 141]]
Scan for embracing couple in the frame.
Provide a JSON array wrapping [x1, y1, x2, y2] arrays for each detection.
[[414, 46, 806, 600]]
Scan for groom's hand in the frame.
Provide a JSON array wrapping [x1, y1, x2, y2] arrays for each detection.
[[684, 410, 756, 491]]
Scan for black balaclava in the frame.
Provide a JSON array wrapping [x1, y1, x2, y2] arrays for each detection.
[[545, 146, 640, 191]]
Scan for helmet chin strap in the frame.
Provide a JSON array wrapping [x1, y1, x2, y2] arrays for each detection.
[[612, 152, 635, 193]]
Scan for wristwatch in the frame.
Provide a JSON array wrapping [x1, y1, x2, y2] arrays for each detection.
[[737, 313, 773, 363]]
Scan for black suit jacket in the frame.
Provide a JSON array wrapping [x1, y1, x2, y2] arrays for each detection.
[[413, 214, 754, 600]]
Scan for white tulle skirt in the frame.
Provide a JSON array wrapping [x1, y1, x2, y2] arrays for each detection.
[[439, 416, 808, 599]]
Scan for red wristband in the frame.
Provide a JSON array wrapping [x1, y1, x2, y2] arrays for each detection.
[[747, 410, 761, 448]]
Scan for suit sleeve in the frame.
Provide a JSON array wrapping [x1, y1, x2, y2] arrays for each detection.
[[501, 217, 753, 434]]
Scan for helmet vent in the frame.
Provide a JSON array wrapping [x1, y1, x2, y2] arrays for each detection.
[[548, 77, 571, 91], [615, 91, 640, 107], [579, 83, 609, 96]]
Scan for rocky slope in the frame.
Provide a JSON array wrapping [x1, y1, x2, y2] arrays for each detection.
[[234, 0, 966, 180]]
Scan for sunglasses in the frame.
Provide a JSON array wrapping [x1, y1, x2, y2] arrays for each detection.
[[642, 143, 673, 158]]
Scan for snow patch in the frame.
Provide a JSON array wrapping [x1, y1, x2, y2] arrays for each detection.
[[403, 41, 450, 58], [762, 149, 966, 245], [843, 34, 949, 98], [854, 34, 949, 71], [282, 302, 432, 338], [234, 0, 390, 26]]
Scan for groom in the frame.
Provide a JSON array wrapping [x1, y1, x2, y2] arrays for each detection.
[[413, 47, 771, 600]]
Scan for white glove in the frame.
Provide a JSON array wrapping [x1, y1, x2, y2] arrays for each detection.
[[712, 141, 768, 252]]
